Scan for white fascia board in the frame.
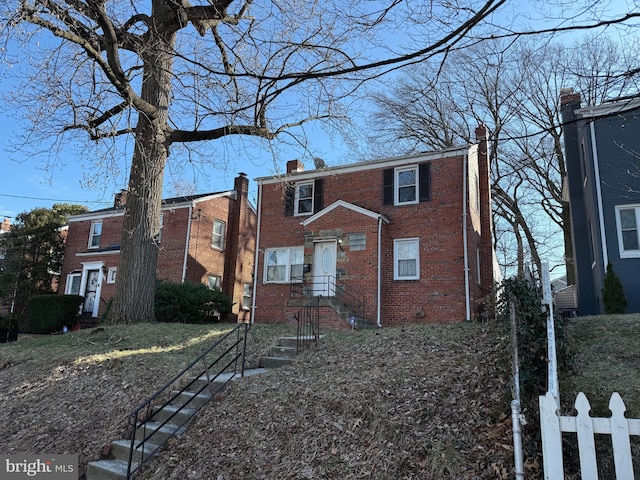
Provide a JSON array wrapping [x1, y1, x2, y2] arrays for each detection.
[[575, 97, 640, 119], [300, 200, 390, 227], [256, 146, 472, 185], [68, 190, 235, 223]]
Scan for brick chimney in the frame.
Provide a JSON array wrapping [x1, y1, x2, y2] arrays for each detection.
[[560, 87, 581, 109], [114, 189, 128, 207], [222, 173, 250, 319], [475, 124, 494, 291], [286, 160, 304, 173]]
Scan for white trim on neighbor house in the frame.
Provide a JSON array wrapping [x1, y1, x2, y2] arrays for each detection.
[[614, 204, 640, 259], [589, 121, 609, 270]]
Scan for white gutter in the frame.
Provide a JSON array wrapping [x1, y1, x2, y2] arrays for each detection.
[[181, 204, 193, 283], [377, 216, 383, 327], [589, 119, 609, 269], [251, 182, 264, 324], [462, 153, 471, 321]]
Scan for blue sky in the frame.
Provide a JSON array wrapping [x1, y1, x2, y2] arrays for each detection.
[[0, 0, 634, 223]]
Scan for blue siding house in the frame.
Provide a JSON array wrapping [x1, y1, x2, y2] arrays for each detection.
[[561, 89, 640, 315]]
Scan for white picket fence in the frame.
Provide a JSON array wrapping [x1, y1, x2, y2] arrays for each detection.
[[539, 391, 640, 479]]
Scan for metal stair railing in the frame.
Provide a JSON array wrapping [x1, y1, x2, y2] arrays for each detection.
[[125, 322, 249, 479], [293, 295, 321, 354], [290, 275, 368, 327]]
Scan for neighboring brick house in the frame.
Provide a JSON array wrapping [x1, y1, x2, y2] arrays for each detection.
[[251, 126, 495, 327], [561, 90, 640, 314], [59, 174, 256, 322]]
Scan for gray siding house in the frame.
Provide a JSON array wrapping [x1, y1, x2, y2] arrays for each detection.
[[561, 90, 640, 315]]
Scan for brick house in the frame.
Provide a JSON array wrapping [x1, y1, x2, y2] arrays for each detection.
[[59, 174, 256, 322], [561, 90, 640, 314], [251, 126, 495, 327]]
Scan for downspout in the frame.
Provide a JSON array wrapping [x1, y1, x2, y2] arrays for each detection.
[[377, 215, 382, 327], [181, 204, 193, 283], [589, 119, 608, 269], [462, 153, 471, 321], [251, 182, 264, 324]]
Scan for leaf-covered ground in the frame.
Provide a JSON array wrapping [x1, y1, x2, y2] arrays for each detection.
[[140, 323, 515, 480], [0, 321, 517, 479]]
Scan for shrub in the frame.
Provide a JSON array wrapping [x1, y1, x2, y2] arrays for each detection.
[[601, 262, 627, 314], [155, 280, 232, 324], [25, 294, 84, 334]]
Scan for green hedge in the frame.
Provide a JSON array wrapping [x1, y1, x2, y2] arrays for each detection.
[[26, 294, 84, 334], [155, 280, 232, 324]]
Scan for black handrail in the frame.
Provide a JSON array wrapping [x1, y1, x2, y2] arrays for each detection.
[[290, 275, 368, 327], [294, 295, 320, 354], [125, 323, 248, 479]]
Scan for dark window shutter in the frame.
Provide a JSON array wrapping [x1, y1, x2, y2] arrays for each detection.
[[284, 183, 294, 216], [383, 168, 394, 205], [314, 179, 324, 213], [419, 163, 431, 202]]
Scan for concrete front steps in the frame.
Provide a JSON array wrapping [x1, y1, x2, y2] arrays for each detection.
[[258, 335, 319, 368], [85, 368, 267, 480]]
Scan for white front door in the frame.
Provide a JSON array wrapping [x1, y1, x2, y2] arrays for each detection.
[[312, 240, 337, 297]]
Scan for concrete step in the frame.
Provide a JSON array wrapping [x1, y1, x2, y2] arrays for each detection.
[[172, 390, 213, 409], [134, 421, 185, 445], [85, 459, 133, 480], [110, 438, 161, 464], [258, 356, 294, 368], [269, 345, 297, 358], [150, 403, 197, 427]]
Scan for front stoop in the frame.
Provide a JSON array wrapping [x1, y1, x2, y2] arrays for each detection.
[[258, 335, 319, 368], [84, 368, 268, 480]]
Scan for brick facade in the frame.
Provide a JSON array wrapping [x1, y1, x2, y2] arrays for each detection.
[[59, 174, 256, 322], [253, 130, 494, 327]]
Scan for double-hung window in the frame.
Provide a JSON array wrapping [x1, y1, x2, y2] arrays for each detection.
[[396, 166, 418, 204], [89, 221, 102, 249], [394, 238, 420, 280], [383, 163, 431, 206], [264, 247, 304, 283], [616, 205, 640, 258], [295, 182, 314, 215], [212, 219, 226, 250], [242, 283, 252, 310]]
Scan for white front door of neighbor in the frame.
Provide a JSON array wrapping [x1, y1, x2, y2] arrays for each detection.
[[312, 240, 337, 297], [83, 269, 100, 315]]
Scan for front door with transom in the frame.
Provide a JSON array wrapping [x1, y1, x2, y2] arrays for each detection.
[[312, 240, 337, 297]]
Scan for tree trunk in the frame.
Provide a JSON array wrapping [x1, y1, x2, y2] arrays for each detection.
[[562, 201, 575, 285], [107, 4, 176, 324]]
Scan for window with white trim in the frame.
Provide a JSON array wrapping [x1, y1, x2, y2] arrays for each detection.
[[350, 233, 366, 251], [208, 274, 221, 290], [615, 205, 640, 258], [242, 283, 252, 310], [396, 166, 418, 204], [264, 247, 304, 283], [394, 238, 420, 280], [65, 273, 81, 295], [107, 267, 117, 284], [295, 182, 314, 215], [212, 219, 226, 250], [88, 221, 102, 249]]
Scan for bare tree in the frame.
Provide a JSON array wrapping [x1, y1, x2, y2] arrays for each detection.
[[371, 33, 639, 280], [0, 0, 506, 323]]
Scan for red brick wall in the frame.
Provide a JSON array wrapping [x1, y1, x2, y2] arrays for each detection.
[[254, 151, 493, 326], [60, 179, 257, 321]]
